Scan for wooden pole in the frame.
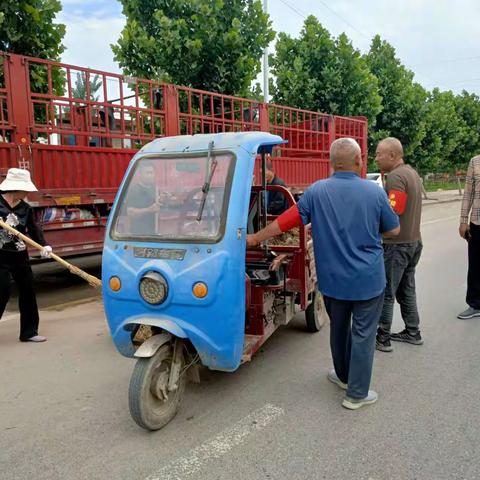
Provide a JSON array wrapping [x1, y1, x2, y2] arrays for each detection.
[[0, 219, 102, 288]]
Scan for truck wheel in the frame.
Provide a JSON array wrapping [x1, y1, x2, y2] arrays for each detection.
[[305, 291, 328, 332], [128, 344, 186, 431]]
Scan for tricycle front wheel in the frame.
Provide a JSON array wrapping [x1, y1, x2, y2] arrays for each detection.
[[128, 343, 186, 431], [305, 291, 329, 332]]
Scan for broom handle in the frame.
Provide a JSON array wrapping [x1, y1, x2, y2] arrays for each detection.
[[0, 218, 48, 252], [0, 219, 101, 286]]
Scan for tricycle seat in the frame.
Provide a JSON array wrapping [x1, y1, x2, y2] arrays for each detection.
[[246, 260, 285, 286]]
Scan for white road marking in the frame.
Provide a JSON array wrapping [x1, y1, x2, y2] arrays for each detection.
[[421, 215, 459, 226], [144, 404, 285, 480]]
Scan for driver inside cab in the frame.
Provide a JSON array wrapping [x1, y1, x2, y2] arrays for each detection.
[[125, 163, 163, 235]]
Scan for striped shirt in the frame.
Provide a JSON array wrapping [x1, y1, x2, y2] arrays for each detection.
[[460, 155, 480, 225]]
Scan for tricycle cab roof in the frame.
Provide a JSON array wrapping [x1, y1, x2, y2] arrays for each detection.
[[137, 131, 286, 157]]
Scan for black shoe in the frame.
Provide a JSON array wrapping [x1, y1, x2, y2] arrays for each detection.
[[390, 329, 424, 345], [376, 336, 393, 352]]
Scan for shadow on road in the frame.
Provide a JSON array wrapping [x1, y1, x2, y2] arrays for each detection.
[[6, 254, 102, 311]]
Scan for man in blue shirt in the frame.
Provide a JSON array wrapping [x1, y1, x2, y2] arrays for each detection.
[[247, 138, 400, 409]]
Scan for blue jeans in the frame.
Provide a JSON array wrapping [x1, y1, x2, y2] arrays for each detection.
[[378, 241, 423, 337], [324, 293, 384, 399]]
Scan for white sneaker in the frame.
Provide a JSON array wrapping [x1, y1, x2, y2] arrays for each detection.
[[327, 369, 347, 390], [342, 390, 378, 410], [25, 335, 47, 343]]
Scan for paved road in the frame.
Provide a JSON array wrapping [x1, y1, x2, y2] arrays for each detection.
[[4, 254, 102, 312], [1, 201, 479, 480]]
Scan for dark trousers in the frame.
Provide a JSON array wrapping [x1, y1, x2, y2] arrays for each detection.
[[378, 241, 423, 337], [324, 293, 384, 399], [0, 250, 40, 341], [467, 223, 480, 309]]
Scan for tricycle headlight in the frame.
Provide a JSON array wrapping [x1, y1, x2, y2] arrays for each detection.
[[139, 271, 168, 305]]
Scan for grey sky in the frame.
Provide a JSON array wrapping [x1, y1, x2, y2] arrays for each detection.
[[58, 0, 480, 96]]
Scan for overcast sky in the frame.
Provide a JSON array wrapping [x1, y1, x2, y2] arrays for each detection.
[[58, 0, 480, 96]]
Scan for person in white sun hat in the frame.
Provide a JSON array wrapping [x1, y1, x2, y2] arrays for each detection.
[[0, 168, 52, 343]]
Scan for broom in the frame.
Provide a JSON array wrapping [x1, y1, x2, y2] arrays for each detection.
[[0, 219, 102, 288]]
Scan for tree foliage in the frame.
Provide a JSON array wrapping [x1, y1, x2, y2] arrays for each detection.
[[112, 0, 274, 96], [412, 89, 465, 172], [72, 73, 103, 101], [270, 16, 382, 126], [365, 35, 427, 161], [269, 19, 480, 173], [451, 91, 480, 169], [0, 0, 65, 95], [0, 0, 65, 59]]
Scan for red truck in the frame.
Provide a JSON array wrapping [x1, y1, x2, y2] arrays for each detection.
[[0, 52, 368, 256]]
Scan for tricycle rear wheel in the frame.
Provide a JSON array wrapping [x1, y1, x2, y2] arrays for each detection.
[[305, 291, 328, 332], [128, 344, 186, 431]]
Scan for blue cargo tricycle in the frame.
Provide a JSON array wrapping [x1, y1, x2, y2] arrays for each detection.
[[102, 132, 327, 430]]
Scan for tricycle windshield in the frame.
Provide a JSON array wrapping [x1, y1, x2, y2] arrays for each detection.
[[111, 153, 235, 243]]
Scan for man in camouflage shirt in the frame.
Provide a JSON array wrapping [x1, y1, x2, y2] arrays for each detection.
[[458, 155, 480, 319]]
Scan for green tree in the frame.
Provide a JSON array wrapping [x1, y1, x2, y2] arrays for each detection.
[[270, 16, 382, 126], [365, 35, 427, 163], [112, 0, 274, 96], [72, 72, 103, 101], [0, 1, 65, 96], [0, 0, 65, 59], [451, 91, 480, 168], [413, 89, 465, 173]]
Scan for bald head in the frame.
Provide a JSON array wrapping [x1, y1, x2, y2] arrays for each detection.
[[375, 137, 404, 172], [379, 137, 403, 157], [330, 138, 362, 173]]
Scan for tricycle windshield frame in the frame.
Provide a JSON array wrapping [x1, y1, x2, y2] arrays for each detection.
[[110, 151, 237, 244]]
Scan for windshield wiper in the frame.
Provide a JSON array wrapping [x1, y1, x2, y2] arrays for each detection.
[[196, 141, 217, 222]]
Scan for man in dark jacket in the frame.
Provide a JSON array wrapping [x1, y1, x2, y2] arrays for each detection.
[[266, 160, 289, 215]]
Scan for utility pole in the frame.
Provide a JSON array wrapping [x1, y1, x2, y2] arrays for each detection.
[[263, 0, 269, 103]]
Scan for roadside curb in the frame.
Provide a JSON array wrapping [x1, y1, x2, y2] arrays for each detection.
[[423, 197, 462, 206]]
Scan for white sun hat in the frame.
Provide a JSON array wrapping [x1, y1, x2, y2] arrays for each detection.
[[0, 168, 38, 192]]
